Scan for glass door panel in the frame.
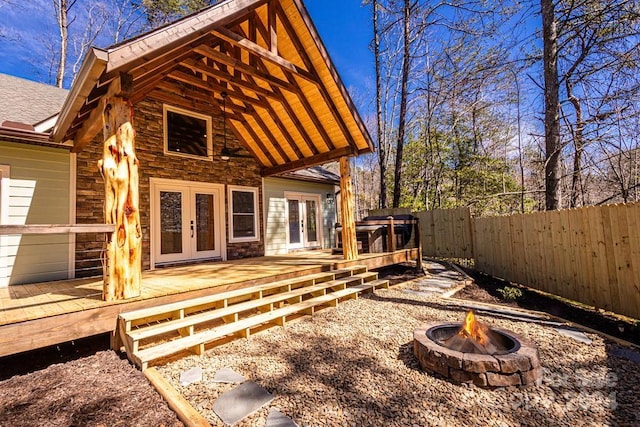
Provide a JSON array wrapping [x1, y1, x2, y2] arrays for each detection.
[[160, 191, 184, 255], [288, 199, 301, 246], [305, 199, 318, 244], [195, 193, 215, 252]]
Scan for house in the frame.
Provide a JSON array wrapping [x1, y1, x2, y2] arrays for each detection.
[[0, 74, 73, 286], [0, 0, 425, 361], [0, 72, 343, 283], [1, 0, 373, 287]]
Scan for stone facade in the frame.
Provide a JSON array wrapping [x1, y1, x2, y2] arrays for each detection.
[[75, 96, 264, 277]]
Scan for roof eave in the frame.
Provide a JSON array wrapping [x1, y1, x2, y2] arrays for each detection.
[[52, 47, 109, 143]]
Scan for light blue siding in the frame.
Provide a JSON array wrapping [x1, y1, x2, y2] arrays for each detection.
[[0, 141, 71, 285], [263, 177, 336, 255]]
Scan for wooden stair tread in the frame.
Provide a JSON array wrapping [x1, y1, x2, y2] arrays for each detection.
[[129, 272, 378, 342], [119, 265, 368, 323], [133, 280, 386, 365]]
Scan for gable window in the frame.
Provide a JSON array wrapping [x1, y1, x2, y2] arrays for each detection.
[[163, 105, 212, 159], [228, 185, 259, 243]]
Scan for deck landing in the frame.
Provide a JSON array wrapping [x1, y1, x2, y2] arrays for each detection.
[[0, 249, 419, 357]]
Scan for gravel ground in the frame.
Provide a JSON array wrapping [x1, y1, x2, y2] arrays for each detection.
[[157, 287, 640, 426]]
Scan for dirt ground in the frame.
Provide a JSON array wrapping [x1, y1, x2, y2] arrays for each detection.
[[0, 262, 637, 426], [0, 350, 182, 427]]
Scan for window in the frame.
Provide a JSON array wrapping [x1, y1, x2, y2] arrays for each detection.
[[228, 185, 259, 243], [163, 105, 212, 159]]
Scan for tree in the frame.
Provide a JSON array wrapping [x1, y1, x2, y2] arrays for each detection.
[[541, 0, 562, 210], [53, 0, 75, 88], [370, 0, 389, 209], [137, 0, 214, 28], [392, 0, 413, 208]]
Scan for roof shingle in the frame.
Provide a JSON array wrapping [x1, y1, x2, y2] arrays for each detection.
[[0, 74, 68, 127]]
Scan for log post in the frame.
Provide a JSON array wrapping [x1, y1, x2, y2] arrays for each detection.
[[387, 216, 396, 252], [98, 95, 142, 301], [339, 156, 358, 261]]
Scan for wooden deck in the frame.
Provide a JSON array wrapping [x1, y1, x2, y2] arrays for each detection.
[[0, 249, 419, 357]]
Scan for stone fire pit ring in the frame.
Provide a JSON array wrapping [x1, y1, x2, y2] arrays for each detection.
[[413, 322, 542, 388]]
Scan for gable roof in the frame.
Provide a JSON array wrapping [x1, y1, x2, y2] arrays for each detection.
[[53, 0, 374, 176], [0, 74, 68, 128], [278, 165, 339, 185]]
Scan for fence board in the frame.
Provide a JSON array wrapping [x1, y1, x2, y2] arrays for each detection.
[[625, 203, 640, 315], [415, 203, 639, 319]]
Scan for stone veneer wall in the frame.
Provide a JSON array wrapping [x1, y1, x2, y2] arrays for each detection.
[[75, 97, 264, 277]]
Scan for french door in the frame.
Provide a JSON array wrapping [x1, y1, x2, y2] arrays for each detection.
[[151, 179, 224, 267], [286, 193, 321, 250]]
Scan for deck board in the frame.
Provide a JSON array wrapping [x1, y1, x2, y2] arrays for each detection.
[[0, 249, 419, 357]]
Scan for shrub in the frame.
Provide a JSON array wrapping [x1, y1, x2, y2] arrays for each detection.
[[497, 286, 523, 301]]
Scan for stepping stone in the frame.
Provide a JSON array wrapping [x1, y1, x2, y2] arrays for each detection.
[[556, 327, 593, 344], [417, 279, 456, 288], [213, 367, 246, 384], [179, 367, 203, 386], [266, 408, 298, 427], [213, 381, 274, 425], [402, 289, 437, 297]]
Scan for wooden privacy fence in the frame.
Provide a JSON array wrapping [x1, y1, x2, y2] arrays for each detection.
[[473, 203, 640, 320], [414, 208, 474, 259], [377, 204, 640, 319]]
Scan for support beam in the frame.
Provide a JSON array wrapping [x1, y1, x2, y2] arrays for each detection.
[[72, 74, 134, 153], [211, 27, 317, 84], [98, 96, 142, 301], [339, 156, 358, 261]]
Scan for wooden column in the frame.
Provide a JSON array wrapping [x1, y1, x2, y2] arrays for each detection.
[[340, 156, 358, 261], [98, 96, 142, 301]]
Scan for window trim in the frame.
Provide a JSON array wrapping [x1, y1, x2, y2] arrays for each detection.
[[163, 104, 213, 160], [228, 185, 260, 243]]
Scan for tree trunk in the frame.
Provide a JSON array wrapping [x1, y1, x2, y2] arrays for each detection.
[[372, 0, 388, 209], [54, 0, 69, 88], [98, 97, 142, 301], [541, 0, 561, 210], [340, 156, 358, 261], [392, 0, 411, 208], [567, 80, 585, 207]]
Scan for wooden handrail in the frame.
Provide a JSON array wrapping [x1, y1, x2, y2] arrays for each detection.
[[0, 224, 114, 235]]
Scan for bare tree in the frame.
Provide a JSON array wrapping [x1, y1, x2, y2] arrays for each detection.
[[392, 0, 413, 208], [53, 0, 76, 88], [541, 0, 562, 210], [370, 0, 389, 208]]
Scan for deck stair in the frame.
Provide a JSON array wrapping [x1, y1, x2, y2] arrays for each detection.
[[116, 265, 389, 369]]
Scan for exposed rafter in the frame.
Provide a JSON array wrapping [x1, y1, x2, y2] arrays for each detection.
[[55, 0, 375, 176]]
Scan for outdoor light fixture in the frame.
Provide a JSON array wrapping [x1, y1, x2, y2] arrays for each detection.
[[217, 91, 252, 161], [326, 193, 335, 205]]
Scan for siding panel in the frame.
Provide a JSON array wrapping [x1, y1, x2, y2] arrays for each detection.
[[0, 141, 71, 285]]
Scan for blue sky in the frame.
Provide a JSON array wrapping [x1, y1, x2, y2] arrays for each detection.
[[305, 1, 374, 96], [0, 0, 375, 98]]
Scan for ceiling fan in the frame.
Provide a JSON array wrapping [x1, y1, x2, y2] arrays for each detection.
[[219, 91, 252, 160]]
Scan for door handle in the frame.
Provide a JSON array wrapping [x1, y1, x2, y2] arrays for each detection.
[[190, 220, 194, 238]]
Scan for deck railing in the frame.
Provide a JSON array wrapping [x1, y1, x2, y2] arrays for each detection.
[[0, 224, 114, 285]]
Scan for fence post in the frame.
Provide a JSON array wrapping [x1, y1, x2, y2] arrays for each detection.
[[415, 219, 423, 270]]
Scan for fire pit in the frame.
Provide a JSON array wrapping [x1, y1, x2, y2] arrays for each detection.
[[413, 311, 542, 387]]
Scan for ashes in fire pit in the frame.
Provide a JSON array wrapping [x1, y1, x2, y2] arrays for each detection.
[[413, 311, 542, 388]]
